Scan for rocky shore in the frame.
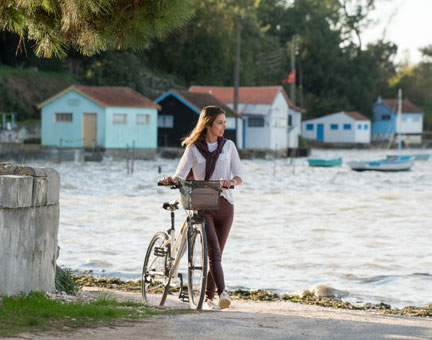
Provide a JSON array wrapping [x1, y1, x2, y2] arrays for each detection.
[[73, 275, 432, 318]]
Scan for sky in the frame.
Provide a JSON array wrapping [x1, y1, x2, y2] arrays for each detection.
[[362, 0, 432, 65]]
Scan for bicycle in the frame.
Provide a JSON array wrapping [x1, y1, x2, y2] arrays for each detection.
[[141, 178, 227, 309]]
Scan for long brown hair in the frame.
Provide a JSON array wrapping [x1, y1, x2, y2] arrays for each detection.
[[182, 106, 226, 147]]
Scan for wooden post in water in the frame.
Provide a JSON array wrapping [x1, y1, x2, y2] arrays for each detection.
[[233, 14, 241, 116]]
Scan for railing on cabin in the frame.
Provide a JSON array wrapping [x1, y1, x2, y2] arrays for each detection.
[[1, 113, 15, 130]]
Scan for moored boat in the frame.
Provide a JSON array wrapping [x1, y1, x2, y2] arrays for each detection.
[[307, 158, 342, 167], [348, 157, 414, 172], [387, 154, 430, 161]]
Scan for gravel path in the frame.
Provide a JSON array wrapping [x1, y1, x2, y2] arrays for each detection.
[[6, 288, 432, 340]]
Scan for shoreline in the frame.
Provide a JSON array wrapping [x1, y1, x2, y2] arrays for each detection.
[[73, 275, 432, 318]]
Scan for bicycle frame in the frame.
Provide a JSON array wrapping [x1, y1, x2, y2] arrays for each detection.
[[164, 208, 201, 279], [167, 219, 188, 278]]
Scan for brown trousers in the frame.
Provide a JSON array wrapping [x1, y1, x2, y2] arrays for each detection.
[[201, 197, 234, 300]]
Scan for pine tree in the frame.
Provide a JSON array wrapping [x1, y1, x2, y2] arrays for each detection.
[[0, 0, 193, 58]]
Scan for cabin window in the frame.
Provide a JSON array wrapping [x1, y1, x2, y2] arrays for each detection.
[[288, 115, 293, 127], [55, 113, 73, 122], [248, 116, 264, 127], [137, 114, 150, 125], [330, 124, 338, 130], [306, 123, 314, 130], [382, 115, 391, 121], [413, 115, 420, 121], [364, 124, 368, 130], [158, 115, 174, 128], [357, 124, 362, 130], [113, 113, 127, 124], [343, 124, 351, 130]]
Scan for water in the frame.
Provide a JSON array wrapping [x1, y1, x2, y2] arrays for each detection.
[[41, 149, 432, 308]]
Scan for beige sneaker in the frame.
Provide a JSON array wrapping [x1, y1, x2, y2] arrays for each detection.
[[218, 290, 232, 309], [203, 299, 220, 310]]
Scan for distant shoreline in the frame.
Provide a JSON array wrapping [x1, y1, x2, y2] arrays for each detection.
[[73, 275, 431, 318]]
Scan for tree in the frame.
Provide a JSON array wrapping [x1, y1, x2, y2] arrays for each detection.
[[389, 47, 432, 130], [0, 0, 194, 58]]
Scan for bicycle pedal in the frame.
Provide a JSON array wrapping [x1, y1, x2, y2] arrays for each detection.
[[179, 294, 189, 302], [154, 247, 167, 257]]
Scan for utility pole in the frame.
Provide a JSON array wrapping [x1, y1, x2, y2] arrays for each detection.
[[290, 34, 296, 106], [233, 14, 241, 113]]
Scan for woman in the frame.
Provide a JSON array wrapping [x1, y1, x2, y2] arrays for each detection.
[[160, 105, 243, 310]]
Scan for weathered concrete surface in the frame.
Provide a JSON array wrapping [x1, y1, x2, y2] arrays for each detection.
[[5, 290, 432, 340], [0, 162, 60, 296], [0, 175, 33, 208]]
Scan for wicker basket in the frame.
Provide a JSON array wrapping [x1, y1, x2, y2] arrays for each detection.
[[178, 180, 222, 210]]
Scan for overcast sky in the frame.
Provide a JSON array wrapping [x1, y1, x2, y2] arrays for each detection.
[[362, 0, 431, 65]]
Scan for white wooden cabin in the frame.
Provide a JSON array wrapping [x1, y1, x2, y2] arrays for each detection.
[[301, 111, 371, 144], [189, 86, 304, 150]]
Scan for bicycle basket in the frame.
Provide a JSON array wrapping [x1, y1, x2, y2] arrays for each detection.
[[178, 180, 222, 210]]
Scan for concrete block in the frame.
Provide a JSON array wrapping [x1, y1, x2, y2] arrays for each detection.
[[0, 207, 34, 295], [44, 168, 60, 205], [16, 166, 48, 177], [32, 176, 48, 207], [29, 205, 59, 293], [0, 175, 33, 208], [0, 205, 59, 295], [0, 162, 16, 175]]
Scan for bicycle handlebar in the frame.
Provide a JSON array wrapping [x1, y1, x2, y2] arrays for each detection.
[[157, 180, 234, 189]]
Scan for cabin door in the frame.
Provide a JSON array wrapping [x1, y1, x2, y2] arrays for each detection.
[[83, 113, 97, 147], [317, 124, 324, 141]]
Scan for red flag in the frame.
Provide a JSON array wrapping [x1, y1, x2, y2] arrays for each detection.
[[288, 70, 295, 83]]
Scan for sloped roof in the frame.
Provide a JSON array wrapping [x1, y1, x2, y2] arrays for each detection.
[[344, 111, 369, 121], [381, 99, 423, 114], [189, 85, 306, 113], [38, 85, 160, 109], [171, 90, 242, 118]]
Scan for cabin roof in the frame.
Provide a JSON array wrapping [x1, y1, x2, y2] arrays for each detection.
[[189, 85, 306, 113], [380, 99, 423, 114], [344, 111, 369, 121], [171, 90, 242, 118], [38, 85, 160, 109]]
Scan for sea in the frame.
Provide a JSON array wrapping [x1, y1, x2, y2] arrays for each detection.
[[39, 148, 431, 308]]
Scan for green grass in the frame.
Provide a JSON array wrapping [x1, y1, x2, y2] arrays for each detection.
[[0, 292, 155, 337]]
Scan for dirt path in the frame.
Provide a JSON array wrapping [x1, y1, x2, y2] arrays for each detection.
[[7, 289, 432, 340]]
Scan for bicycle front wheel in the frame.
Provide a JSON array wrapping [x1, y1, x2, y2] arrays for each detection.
[[187, 220, 208, 309], [142, 232, 170, 307]]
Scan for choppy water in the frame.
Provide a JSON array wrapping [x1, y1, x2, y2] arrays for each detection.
[[36, 149, 432, 308]]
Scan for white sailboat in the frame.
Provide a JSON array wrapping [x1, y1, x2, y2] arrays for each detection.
[[348, 89, 414, 172]]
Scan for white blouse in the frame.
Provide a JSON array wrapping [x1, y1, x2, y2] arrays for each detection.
[[173, 140, 243, 204]]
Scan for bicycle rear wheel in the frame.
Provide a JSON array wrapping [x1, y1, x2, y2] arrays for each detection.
[[142, 232, 170, 307], [187, 220, 208, 309]]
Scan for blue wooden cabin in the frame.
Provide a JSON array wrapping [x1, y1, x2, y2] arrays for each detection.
[[38, 85, 160, 150], [372, 97, 424, 139]]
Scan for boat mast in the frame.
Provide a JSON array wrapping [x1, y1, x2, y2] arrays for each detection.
[[397, 88, 402, 153]]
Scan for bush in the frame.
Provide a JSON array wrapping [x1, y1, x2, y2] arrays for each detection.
[[55, 266, 78, 295]]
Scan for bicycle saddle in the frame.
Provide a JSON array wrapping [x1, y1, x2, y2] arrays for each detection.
[[162, 200, 179, 211]]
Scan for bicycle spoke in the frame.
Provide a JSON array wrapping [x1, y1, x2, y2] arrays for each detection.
[[142, 232, 170, 307], [188, 222, 208, 309]]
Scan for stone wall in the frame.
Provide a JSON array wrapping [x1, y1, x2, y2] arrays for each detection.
[[0, 162, 60, 296], [0, 123, 41, 143]]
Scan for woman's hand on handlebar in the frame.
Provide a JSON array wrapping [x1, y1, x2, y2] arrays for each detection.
[[158, 176, 177, 186], [220, 179, 235, 189]]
